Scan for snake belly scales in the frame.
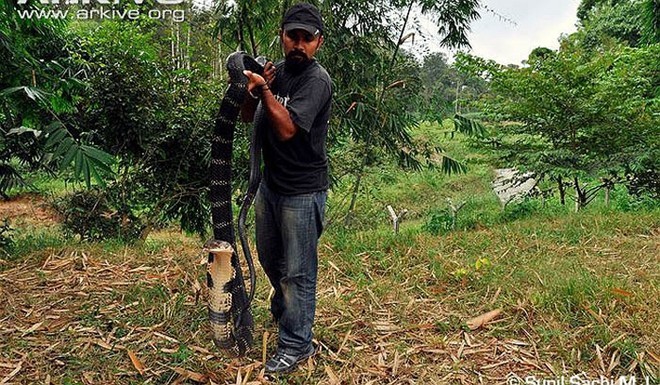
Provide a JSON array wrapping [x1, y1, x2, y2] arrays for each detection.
[[206, 52, 265, 356]]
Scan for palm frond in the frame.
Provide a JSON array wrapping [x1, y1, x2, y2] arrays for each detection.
[[453, 114, 487, 137], [0, 163, 27, 197], [438, 153, 468, 175], [0, 86, 50, 105], [44, 122, 115, 188]]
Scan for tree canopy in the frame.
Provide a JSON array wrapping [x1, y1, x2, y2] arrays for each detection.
[[462, 3, 659, 208], [2, 0, 487, 237]]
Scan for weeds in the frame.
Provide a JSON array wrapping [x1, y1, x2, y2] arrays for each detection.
[[0, 128, 658, 383], [0, 218, 14, 256]]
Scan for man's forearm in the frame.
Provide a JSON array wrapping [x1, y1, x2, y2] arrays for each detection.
[[261, 88, 297, 141]]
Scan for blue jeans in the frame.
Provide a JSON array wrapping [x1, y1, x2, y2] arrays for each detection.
[[255, 182, 326, 355]]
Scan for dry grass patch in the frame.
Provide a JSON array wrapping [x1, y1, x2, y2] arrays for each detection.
[[0, 210, 658, 384]]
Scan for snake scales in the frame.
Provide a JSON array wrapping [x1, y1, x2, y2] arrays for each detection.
[[205, 52, 265, 356]]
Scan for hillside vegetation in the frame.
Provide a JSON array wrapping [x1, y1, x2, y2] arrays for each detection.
[[1, 128, 658, 384]]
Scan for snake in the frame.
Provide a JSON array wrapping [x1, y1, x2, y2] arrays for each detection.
[[205, 51, 265, 356]]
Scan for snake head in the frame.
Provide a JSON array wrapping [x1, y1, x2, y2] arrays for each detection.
[[203, 239, 234, 254], [226, 51, 266, 84]]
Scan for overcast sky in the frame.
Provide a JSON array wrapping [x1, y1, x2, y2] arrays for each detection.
[[413, 0, 582, 65], [196, 0, 581, 65]]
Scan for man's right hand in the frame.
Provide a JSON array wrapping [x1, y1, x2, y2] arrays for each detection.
[[263, 61, 276, 86]]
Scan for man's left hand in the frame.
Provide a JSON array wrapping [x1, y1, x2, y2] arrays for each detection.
[[243, 70, 268, 96]]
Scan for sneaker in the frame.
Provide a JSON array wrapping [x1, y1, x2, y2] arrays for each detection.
[[264, 344, 317, 374]]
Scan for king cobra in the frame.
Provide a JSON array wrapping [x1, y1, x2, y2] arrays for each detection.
[[205, 52, 266, 356]]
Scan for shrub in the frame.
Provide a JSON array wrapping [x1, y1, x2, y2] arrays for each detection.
[[423, 208, 453, 235], [0, 218, 14, 256], [53, 188, 144, 242], [612, 189, 659, 212], [500, 198, 543, 222]]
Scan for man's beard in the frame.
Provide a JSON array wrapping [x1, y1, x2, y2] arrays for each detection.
[[284, 50, 312, 73]]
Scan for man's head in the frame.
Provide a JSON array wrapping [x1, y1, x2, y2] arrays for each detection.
[[281, 3, 324, 72]]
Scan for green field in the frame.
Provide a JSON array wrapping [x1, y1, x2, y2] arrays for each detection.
[[1, 127, 658, 384]]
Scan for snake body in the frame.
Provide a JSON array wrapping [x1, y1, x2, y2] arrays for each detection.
[[206, 52, 264, 356]]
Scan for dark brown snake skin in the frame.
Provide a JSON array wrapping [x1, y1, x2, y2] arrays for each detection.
[[206, 52, 265, 356]]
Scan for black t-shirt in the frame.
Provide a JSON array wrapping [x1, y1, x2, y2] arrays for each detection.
[[257, 59, 332, 195]]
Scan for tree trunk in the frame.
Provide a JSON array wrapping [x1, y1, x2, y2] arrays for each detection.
[[574, 177, 586, 212], [186, 24, 191, 71], [171, 20, 176, 71], [557, 176, 566, 205], [601, 177, 614, 208], [605, 186, 610, 207], [454, 82, 460, 114], [237, 11, 245, 52], [345, 161, 365, 226]]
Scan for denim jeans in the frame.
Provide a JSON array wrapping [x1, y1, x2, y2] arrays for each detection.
[[255, 182, 327, 355]]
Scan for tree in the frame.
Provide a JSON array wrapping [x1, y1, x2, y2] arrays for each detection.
[[639, 0, 660, 45], [64, 14, 232, 238], [3, 0, 487, 233], [0, 1, 116, 198], [318, 0, 483, 220], [577, 0, 659, 48], [471, 36, 659, 208], [211, 0, 485, 222], [419, 52, 458, 121]]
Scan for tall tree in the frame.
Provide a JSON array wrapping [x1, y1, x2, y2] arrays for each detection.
[[0, 0, 114, 197], [469, 36, 659, 208], [318, 0, 482, 220], [577, 0, 659, 48], [210, 0, 484, 222]]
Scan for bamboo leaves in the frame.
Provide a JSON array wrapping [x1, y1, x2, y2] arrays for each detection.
[[44, 122, 115, 188], [453, 114, 487, 138]]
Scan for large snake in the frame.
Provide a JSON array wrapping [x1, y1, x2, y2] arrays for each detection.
[[205, 52, 265, 356]]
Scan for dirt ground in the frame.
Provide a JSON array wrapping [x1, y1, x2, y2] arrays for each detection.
[[1, 195, 658, 384], [0, 193, 60, 226]]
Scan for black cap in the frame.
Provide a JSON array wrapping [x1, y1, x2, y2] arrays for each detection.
[[282, 3, 323, 37]]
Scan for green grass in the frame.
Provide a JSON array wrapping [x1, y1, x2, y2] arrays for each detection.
[[5, 225, 69, 262], [1, 121, 658, 383]]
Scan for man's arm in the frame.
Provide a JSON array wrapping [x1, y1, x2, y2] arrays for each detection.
[[243, 70, 298, 141], [240, 62, 276, 123]]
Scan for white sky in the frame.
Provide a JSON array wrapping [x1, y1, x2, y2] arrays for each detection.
[[412, 0, 582, 65], [196, 0, 582, 65]]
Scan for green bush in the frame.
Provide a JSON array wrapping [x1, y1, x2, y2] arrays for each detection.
[[0, 218, 14, 256], [612, 188, 660, 212], [53, 188, 144, 242], [423, 209, 454, 235], [500, 198, 543, 222]]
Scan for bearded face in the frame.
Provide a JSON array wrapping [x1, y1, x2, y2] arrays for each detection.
[[281, 29, 323, 73]]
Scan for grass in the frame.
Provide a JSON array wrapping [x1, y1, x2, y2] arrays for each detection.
[[0, 126, 658, 384]]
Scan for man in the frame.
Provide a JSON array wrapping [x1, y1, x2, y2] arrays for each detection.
[[241, 2, 332, 374]]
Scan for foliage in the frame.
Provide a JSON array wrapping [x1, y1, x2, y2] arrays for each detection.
[[0, 1, 115, 195], [500, 198, 544, 222], [321, 0, 482, 173], [53, 188, 145, 242], [578, 0, 643, 47], [0, 218, 14, 256], [418, 52, 488, 123], [3, 0, 489, 235], [44, 122, 115, 188], [212, 0, 485, 224], [639, 0, 660, 45], [469, 37, 659, 208], [577, 0, 659, 48], [422, 208, 454, 235], [213, 0, 281, 57]]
